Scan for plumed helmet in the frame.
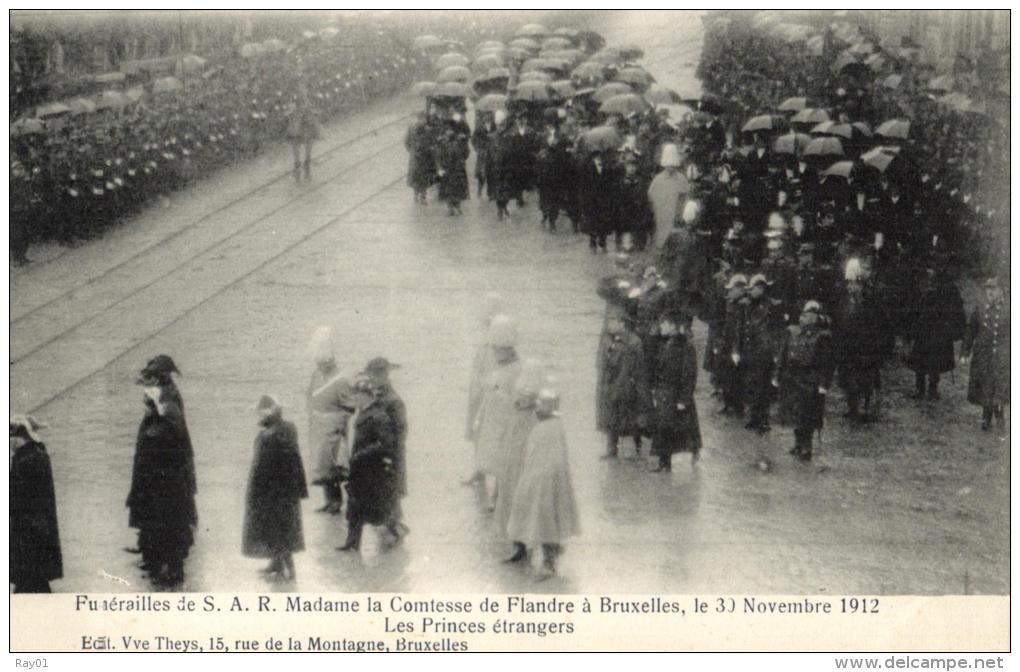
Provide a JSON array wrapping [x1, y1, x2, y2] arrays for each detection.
[[306, 326, 335, 363], [767, 211, 787, 231], [725, 273, 749, 290], [844, 257, 864, 282], [802, 300, 822, 314], [681, 199, 700, 224], [659, 143, 681, 168], [487, 313, 518, 348]]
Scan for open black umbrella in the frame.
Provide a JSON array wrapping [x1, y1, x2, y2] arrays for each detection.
[[580, 125, 622, 151], [777, 96, 808, 112], [876, 119, 910, 140], [804, 136, 845, 158], [741, 114, 777, 133], [512, 81, 552, 102], [772, 131, 812, 155], [593, 82, 633, 102], [790, 108, 830, 125], [861, 146, 901, 173]]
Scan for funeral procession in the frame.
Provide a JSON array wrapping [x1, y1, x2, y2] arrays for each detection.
[[9, 10, 1009, 595]]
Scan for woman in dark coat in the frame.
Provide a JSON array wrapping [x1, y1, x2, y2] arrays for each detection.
[[905, 269, 966, 400], [126, 355, 197, 588], [243, 395, 308, 581], [962, 278, 1010, 431], [405, 113, 435, 204], [10, 416, 62, 593], [337, 377, 399, 553], [649, 316, 702, 472], [436, 125, 470, 216]]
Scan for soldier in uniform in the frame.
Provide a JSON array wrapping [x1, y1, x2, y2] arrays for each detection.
[[701, 241, 739, 398], [834, 258, 886, 421], [337, 377, 399, 553], [720, 273, 749, 415], [774, 301, 835, 461], [737, 274, 777, 432], [307, 329, 354, 515], [961, 278, 1010, 432], [361, 357, 410, 542], [285, 91, 320, 181], [598, 317, 650, 459]]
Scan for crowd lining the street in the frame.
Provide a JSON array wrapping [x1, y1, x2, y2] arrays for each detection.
[[10, 13, 1009, 592]]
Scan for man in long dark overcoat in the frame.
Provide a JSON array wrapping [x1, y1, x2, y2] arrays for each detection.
[[962, 278, 1010, 431], [649, 315, 702, 472], [775, 302, 835, 461], [127, 355, 197, 588], [905, 268, 966, 400], [243, 395, 308, 582], [338, 378, 399, 553], [10, 416, 62, 593], [598, 318, 650, 459]]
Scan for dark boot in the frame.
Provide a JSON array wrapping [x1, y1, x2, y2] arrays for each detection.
[[337, 523, 362, 551], [293, 161, 302, 182], [650, 454, 671, 472], [259, 557, 283, 575], [536, 544, 559, 580], [861, 392, 874, 421], [926, 373, 940, 400], [982, 407, 993, 431], [844, 392, 861, 419], [601, 433, 619, 459], [796, 429, 813, 461], [303, 157, 311, 180], [503, 542, 527, 564], [161, 558, 185, 587], [910, 372, 926, 399]]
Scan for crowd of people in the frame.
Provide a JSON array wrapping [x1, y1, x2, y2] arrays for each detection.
[[10, 19, 432, 264], [11, 313, 580, 590], [10, 13, 1010, 592], [402, 15, 1008, 466]]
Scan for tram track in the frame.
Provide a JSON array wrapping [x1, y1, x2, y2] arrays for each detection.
[[10, 117, 413, 366], [10, 106, 417, 323], [18, 163, 410, 415], [12, 34, 703, 415]]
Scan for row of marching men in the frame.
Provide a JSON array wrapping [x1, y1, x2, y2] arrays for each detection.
[[462, 296, 580, 581], [11, 27, 426, 263]]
